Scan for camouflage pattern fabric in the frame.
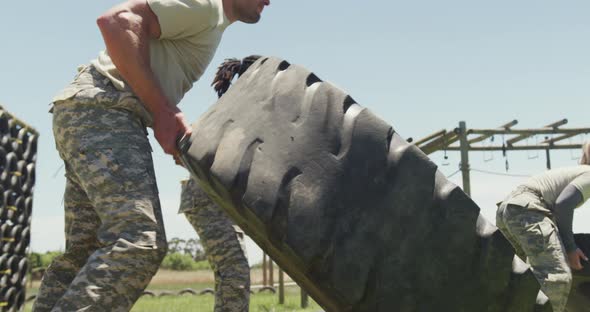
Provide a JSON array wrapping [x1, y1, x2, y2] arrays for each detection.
[[50, 64, 152, 127], [497, 202, 571, 312], [33, 74, 167, 311], [180, 178, 250, 312]]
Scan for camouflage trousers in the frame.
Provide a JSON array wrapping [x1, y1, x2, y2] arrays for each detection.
[[33, 101, 168, 312], [180, 178, 250, 312], [496, 203, 572, 312]]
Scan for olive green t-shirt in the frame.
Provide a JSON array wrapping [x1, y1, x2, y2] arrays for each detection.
[[502, 165, 590, 213], [525, 165, 590, 206], [89, 0, 231, 125]]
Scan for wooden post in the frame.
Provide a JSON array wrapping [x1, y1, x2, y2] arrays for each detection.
[[278, 268, 285, 304], [546, 148, 552, 170], [262, 254, 267, 286], [301, 288, 309, 308], [269, 260, 274, 288], [458, 121, 471, 196]]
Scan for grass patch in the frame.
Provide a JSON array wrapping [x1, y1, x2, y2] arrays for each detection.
[[23, 268, 322, 311], [131, 292, 320, 312], [23, 288, 321, 312]]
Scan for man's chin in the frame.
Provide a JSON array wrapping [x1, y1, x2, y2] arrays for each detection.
[[241, 14, 261, 24]]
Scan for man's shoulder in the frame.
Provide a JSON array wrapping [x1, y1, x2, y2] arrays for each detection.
[[148, 0, 223, 26], [148, 0, 219, 38], [545, 165, 590, 177], [149, 0, 214, 12], [576, 166, 590, 182], [565, 165, 590, 178]]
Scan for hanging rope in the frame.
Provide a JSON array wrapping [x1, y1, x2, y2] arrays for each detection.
[[471, 168, 531, 178], [570, 137, 582, 161], [446, 169, 461, 178], [526, 136, 539, 160]]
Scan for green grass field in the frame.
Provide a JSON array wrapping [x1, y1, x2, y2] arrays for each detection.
[[129, 290, 321, 312], [23, 268, 322, 312]]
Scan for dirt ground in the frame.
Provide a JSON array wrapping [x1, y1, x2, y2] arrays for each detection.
[[29, 267, 294, 289], [150, 267, 294, 286]]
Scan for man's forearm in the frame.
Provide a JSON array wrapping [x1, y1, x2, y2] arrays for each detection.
[[97, 5, 171, 115]]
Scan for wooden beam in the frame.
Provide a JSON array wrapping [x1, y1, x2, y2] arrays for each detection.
[[446, 144, 583, 152], [301, 288, 309, 308], [419, 132, 459, 155], [414, 120, 588, 156], [279, 268, 285, 304], [468, 128, 590, 136], [546, 119, 568, 129], [413, 129, 446, 146], [458, 121, 471, 196], [541, 132, 579, 145], [263, 254, 268, 286], [506, 119, 569, 146], [468, 120, 518, 145]]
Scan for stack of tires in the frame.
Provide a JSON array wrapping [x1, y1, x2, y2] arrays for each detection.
[[180, 57, 552, 311], [0, 108, 37, 312]]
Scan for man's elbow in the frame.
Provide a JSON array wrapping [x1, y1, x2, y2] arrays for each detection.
[[96, 13, 116, 32], [95, 2, 159, 39], [96, 9, 132, 33]]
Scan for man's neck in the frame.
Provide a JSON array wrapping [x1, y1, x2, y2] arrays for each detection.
[[222, 0, 237, 23]]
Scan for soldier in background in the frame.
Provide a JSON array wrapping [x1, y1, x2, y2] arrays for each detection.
[[177, 55, 261, 312], [180, 178, 250, 312], [496, 142, 590, 312]]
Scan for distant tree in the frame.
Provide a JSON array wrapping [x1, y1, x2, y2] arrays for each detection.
[[28, 252, 43, 269], [161, 253, 196, 271], [27, 251, 63, 269], [183, 238, 206, 261], [167, 237, 206, 260], [194, 247, 206, 262], [167, 237, 185, 254]]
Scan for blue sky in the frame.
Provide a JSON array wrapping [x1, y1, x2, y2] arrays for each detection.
[[1, 1, 589, 265]]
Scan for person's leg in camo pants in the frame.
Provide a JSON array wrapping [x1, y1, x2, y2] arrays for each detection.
[[33, 102, 168, 312], [496, 203, 572, 312], [180, 178, 250, 312]]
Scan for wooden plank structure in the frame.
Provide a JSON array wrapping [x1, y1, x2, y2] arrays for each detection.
[[409, 119, 590, 196]]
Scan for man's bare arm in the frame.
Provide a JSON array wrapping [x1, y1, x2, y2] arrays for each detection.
[[96, 0, 190, 155]]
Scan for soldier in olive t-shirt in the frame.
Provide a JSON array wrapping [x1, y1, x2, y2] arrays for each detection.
[[496, 142, 590, 312], [34, 0, 270, 311]]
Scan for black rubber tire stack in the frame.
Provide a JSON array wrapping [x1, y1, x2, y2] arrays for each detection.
[[0, 109, 37, 312], [180, 57, 552, 312]]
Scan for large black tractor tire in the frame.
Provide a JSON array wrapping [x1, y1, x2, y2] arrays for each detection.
[[567, 234, 590, 311], [180, 57, 551, 312]]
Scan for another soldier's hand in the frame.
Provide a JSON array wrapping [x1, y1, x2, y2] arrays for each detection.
[[153, 105, 192, 155], [567, 248, 588, 270], [173, 154, 185, 167]]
